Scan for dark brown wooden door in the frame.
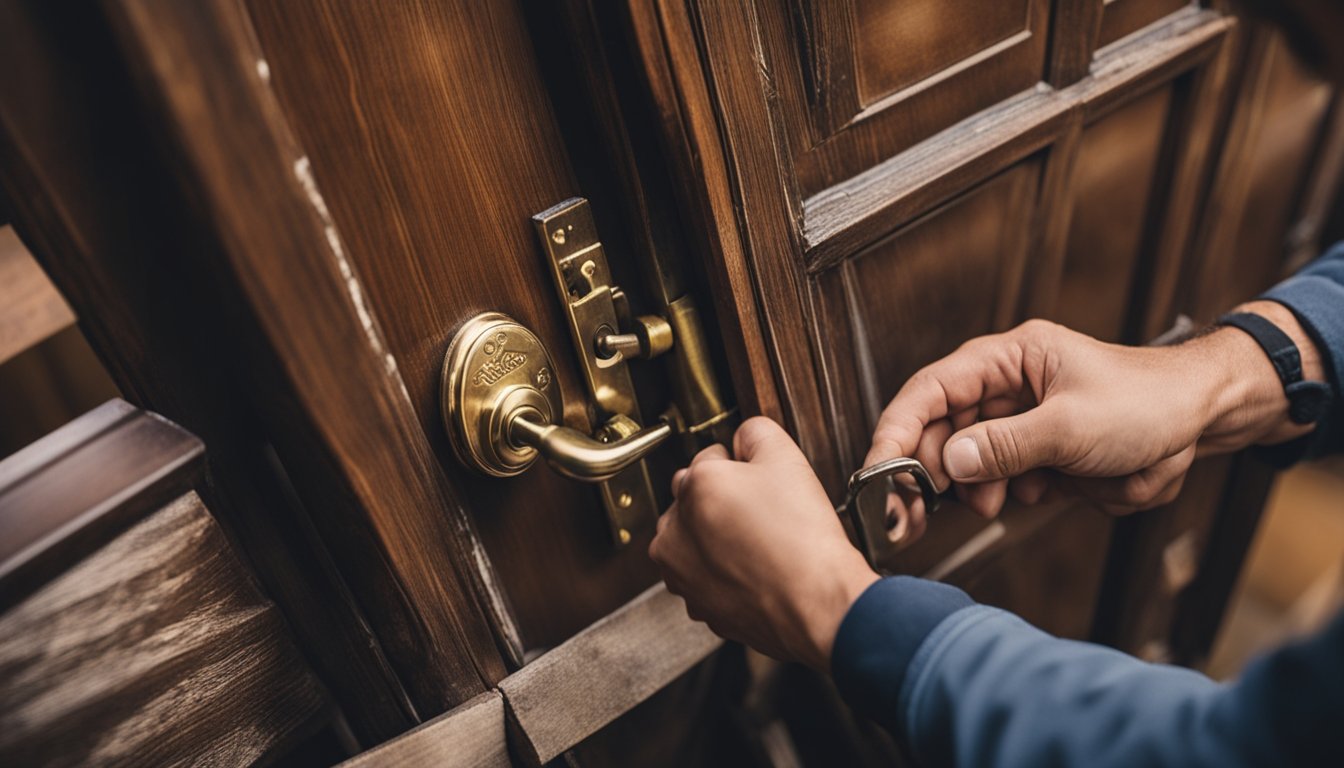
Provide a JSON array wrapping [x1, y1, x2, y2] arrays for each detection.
[[617, 0, 1343, 662], [0, 0, 725, 756], [4, 0, 1341, 764]]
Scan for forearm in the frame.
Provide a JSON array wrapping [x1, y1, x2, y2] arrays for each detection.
[[833, 578, 1344, 768]]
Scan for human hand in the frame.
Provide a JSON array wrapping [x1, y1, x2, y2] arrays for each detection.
[[867, 313, 1316, 518], [649, 417, 878, 672]]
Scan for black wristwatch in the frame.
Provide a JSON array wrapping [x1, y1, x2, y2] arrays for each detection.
[[1217, 311, 1333, 425]]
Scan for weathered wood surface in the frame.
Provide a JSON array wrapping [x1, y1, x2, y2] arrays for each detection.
[[342, 691, 510, 768], [0, 490, 329, 766], [350, 584, 722, 767], [0, 399, 203, 610], [243, 0, 663, 656], [499, 584, 722, 765], [0, 225, 73, 366]]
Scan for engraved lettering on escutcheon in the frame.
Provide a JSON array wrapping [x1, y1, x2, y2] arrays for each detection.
[[472, 332, 528, 387]]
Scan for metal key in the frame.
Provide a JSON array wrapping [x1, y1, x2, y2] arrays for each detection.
[[835, 458, 940, 570]]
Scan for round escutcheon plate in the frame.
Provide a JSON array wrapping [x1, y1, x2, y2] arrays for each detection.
[[440, 312, 562, 477]]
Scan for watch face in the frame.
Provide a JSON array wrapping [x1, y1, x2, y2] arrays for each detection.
[[1287, 381, 1332, 424]]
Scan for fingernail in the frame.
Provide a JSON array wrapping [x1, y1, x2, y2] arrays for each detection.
[[946, 438, 983, 480]]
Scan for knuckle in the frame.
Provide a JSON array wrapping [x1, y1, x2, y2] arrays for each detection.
[[1017, 318, 1059, 339], [1121, 473, 1158, 505], [985, 424, 1024, 476]]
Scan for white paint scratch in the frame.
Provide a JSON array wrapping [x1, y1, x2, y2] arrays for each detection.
[[457, 513, 526, 666], [292, 155, 398, 376]]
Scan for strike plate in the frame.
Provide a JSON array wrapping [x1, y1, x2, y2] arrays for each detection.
[[532, 198, 659, 546]]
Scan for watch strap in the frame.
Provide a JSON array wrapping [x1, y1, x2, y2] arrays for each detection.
[[1217, 312, 1332, 425]]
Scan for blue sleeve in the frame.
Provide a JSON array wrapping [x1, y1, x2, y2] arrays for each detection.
[[1258, 241, 1344, 463], [832, 577, 1344, 767]]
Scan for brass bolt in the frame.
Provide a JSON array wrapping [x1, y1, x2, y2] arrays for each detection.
[[552, 228, 566, 245], [618, 492, 633, 508], [618, 528, 632, 544]]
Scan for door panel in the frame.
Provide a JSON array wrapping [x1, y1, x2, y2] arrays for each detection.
[[762, 0, 1050, 193], [1099, 0, 1193, 49], [854, 0, 1035, 103], [837, 163, 1037, 431], [1057, 85, 1174, 342]]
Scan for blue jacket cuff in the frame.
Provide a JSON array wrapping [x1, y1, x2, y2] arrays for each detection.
[[830, 576, 974, 732]]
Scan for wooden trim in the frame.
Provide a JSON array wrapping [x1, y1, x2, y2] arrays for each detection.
[[340, 692, 509, 768], [0, 225, 74, 366], [1129, 26, 1235, 340], [1020, 111, 1086, 319], [1285, 96, 1344, 270], [1046, 0, 1104, 87], [499, 584, 721, 765], [0, 399, 203, 610], [344, 584, 721, 767], [786, 0, 861, 139], [660, 0, 845, 487], [803, 7, 1231, 270], [630, 0, 783, 422]]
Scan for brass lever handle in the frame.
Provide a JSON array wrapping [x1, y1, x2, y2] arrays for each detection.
[[508, 411, 672, 482], [441, 312, 673, 483]]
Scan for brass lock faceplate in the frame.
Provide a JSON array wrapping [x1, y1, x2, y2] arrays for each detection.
[[440, 312, 561, 477]]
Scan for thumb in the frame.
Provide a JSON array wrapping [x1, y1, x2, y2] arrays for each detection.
[[943, 405, 1067, 482], [732, 416, 808, 466]]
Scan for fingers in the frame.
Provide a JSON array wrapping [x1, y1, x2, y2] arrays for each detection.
[[733, 416, 808, 465], [865, 330, 1036, 467], [673, 442, 731, 498], [942, 401, 1071, 482], [1061, 449, 1195, 514]]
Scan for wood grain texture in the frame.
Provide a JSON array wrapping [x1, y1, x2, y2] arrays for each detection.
[[1188, 30, 1334, 317], [99, 0, 512, 714], [499, 584, 722, 765], [342, 691, 510, 768], [1047, 0, 1104, 87], [0, 399, 203, 610], [0, 492, 329, 766], [0, 225, 73, 366], [763, 0, 1051, 193], [803, 7, 1232, 269], [1098, 0, 1190, 49], [854, 0, 1033, 103], [624, 0, 783, 421], [243, 0, 672, 654], [1055, 84, 1174, 342], [669, 0, 847, 490], [0, 0, 481, 738]]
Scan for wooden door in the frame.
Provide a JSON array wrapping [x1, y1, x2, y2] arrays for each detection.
[[4, 0, 1342, 765], [611, 0, 1343, 674], [0, 0, 734, 760]]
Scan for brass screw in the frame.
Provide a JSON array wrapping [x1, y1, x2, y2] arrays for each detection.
[[551, 228, 566, 245], [618, 528, 632, 544], [618, 492, 633, 508]]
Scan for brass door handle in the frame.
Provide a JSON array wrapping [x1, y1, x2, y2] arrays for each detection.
[[508, 412, 672, 482], [441, 311, 673, 482]]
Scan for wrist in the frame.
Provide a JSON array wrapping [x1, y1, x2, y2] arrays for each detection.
[[1199, 301, 1322, 449], [797, 560, 878, 672]]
